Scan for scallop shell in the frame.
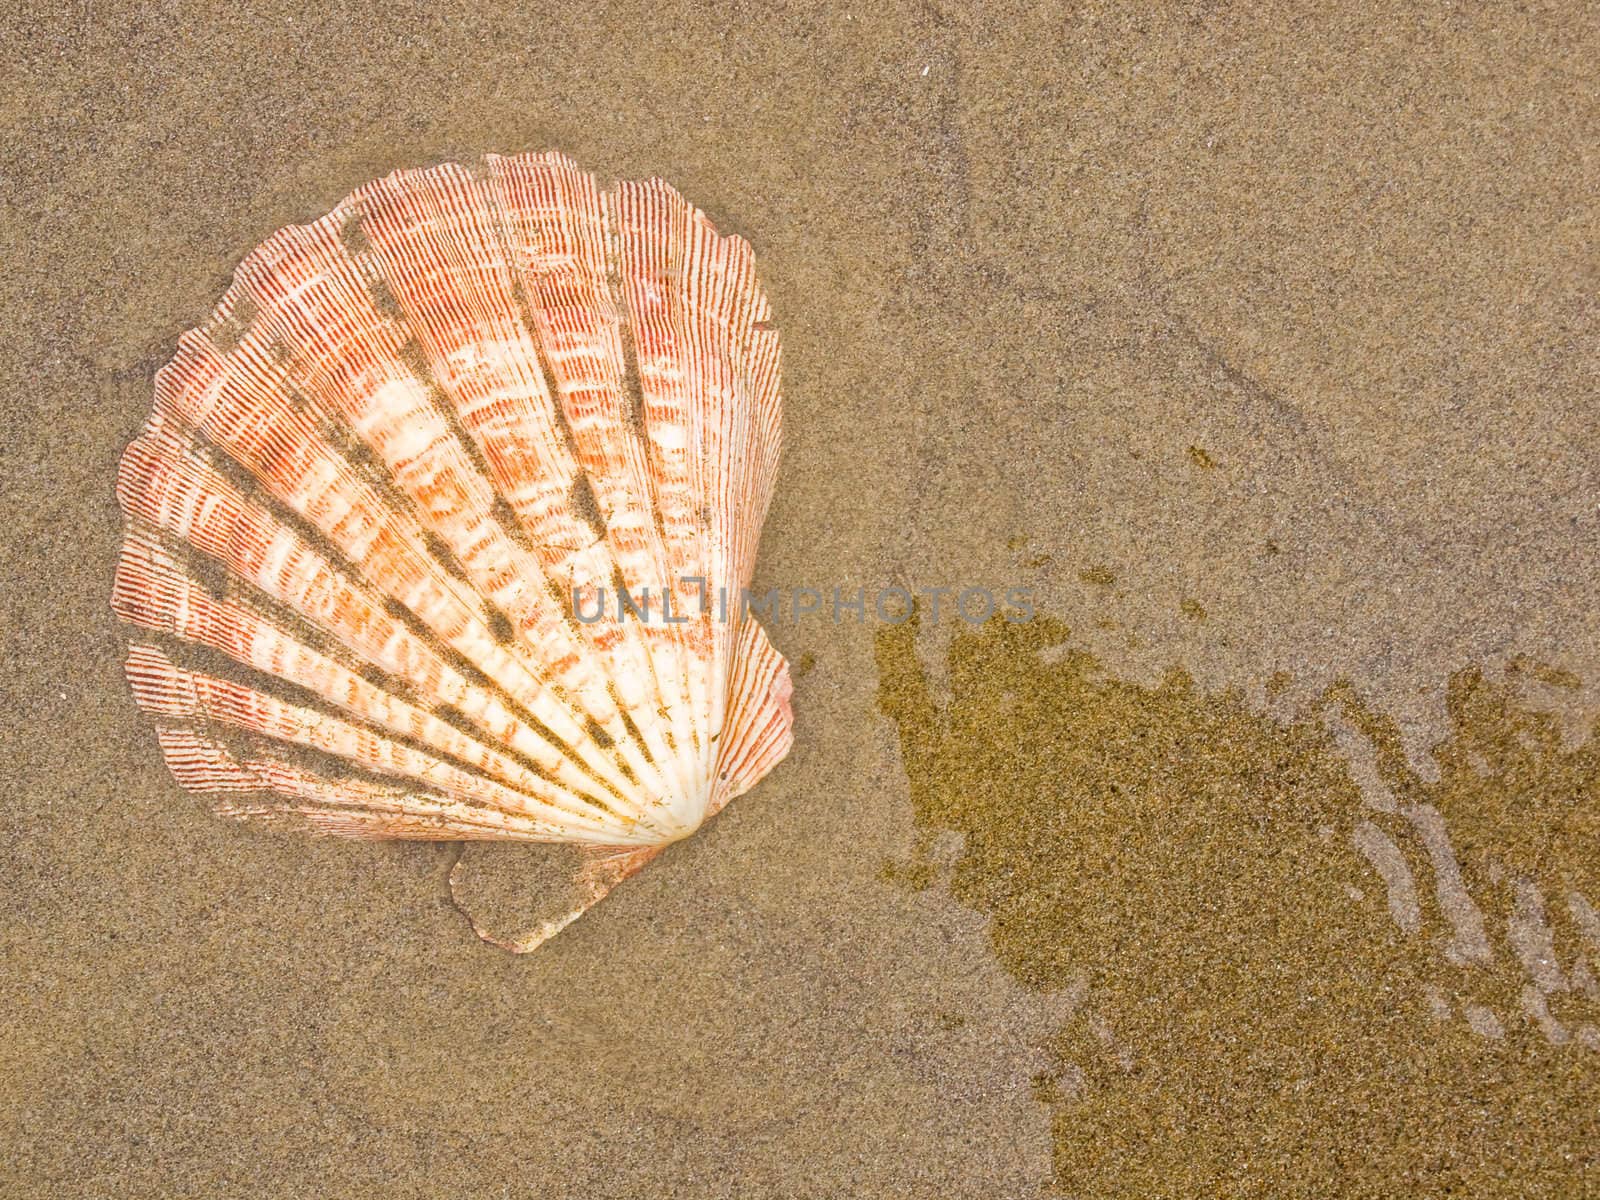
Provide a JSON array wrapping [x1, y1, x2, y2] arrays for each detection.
[[114, 152, 794, 950]]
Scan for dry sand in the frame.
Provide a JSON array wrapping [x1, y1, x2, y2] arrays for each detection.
[[3, 2, 1597, 1196]]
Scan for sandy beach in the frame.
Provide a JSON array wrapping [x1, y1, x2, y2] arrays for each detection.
[[3, 3, 1597, 1195]]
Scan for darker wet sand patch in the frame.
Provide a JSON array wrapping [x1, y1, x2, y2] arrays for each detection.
[[876, 611, 1600, 1196], [1078, 565, 1116, 588]]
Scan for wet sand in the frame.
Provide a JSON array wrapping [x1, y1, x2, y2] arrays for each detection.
[[3, 3, 1597, 1196]]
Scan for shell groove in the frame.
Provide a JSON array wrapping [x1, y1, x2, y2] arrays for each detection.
[[114, 152, 794, 946]]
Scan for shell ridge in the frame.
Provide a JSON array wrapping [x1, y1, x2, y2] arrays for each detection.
[[400, 161, 695, 812], [123, 383, 641, 808], [486, 156, 706, 817], [115, 436, 639, 811], [708, 617, 795, 816], [254, 215, 604, 708], [341, 164, 683, 822], [617, 180, 783, 804], [613, 181, 721, 816], [125, 641, 643, 842], [113, 529, 647, 831], [156, 728, 564, 841], [591, 179, 704, 806], [685, 206, 749, 784], [209, 208, 658, 813], [476, 155, 695, 809]]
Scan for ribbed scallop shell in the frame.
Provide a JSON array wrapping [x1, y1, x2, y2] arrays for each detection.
[[113, 152, 793, 948]]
